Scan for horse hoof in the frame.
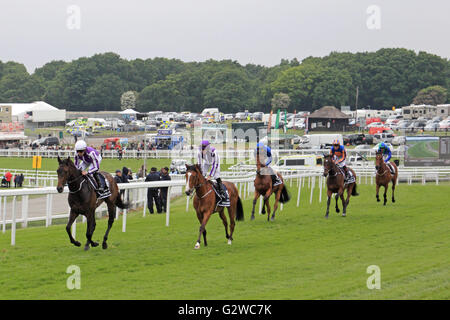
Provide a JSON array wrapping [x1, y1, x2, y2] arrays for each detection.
[[325, 215, 329, 219], [392, 199, 396, 203], [336, 209, 340, 213], [91, 242, 99, 247], [227, 239, 232, 245], [84, 245, 90, 251], [73, 241, 81, 247], [251, 215, 255, 221], [377, 199, 380, 202], [194, 242, 200, 250], [271, 216, 275, 221], [102, 242, 108, 250], [342, 213, 346, 217]]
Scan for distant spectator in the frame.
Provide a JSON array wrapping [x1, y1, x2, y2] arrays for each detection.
[[14, 174, 18, 188], [18, 173, 24, 187], [145, 167, 162, 214], [159, 167, 171, 213], [121, 167, 130, 183], [5, 171, 12, 188], [114, 169, 123, 184], [127, 168, 133, 181], [118, 147, 123, 160]]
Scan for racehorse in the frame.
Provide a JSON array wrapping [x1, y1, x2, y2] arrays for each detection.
[[185, 164, 244, 249], [323, 154, 358, 218], [250, 154, 290, 221], [56, 156, 128, 250], [375, 151, 398, 205]]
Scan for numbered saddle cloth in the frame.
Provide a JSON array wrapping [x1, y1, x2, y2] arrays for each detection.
[[86, 173, 111, 200], [339, 167, 356, 185], [212, 182, 230, 207]]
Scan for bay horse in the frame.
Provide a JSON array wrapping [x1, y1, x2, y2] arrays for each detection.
[[375, 151, 398, 205], [184, 164, 244, 249], [56, 156, 128, 250], [323, 154, 358, 218], [251, 154, 290, 221]]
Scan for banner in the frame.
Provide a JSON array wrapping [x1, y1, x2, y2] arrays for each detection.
[[275, 109, 281, 129]]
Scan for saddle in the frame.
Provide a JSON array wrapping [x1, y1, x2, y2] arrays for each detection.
[[259, 167, 282, 186], [211, 181, 230, 207], [338, 167, 356, 185], [387, 162, 395, 175], [86, 173, 111, 200]]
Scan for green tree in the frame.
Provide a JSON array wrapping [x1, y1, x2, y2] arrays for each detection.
[[412, 85, 447, 105]]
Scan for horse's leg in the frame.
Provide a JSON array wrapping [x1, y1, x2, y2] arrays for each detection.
[[383, 184, 388, 206], [325, 190, 332, 219], [195, 212, 211, 249], [340, 190, 347, 217], [345, 185, 352, 207], [251, 191, 259, 220], [264, 198, 271, 222], [102, 200, 116, 249], [227, 206, 236, 245], [219, 210, 230, 241], [84, 211, 98, 251], [376, 183, 380, 202], [335, 193, 340, 213], [271, 187, 282, 221], [391, 178, 396, 203], [66, 210, 81, 247]]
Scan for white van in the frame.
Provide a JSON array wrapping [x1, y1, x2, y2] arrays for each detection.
[[273, 155, 323, 170], [299, 134, 343, 149], [201, 108, 219, 116]]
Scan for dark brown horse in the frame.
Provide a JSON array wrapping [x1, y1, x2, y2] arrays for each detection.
[[56, 156, 128, 250], [185, 164, 244, 249], [251, 154, 290, 221], [375, 152, 398, 205], [323, 154, 358, 218]]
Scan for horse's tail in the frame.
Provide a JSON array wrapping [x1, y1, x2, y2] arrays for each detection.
[[351, 183, 359, 196], [236, 196, 244, 221], [279, 185, 291, 203], [115, 192, 129, 209]]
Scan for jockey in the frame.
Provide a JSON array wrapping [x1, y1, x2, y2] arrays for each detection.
[[197, 140, 226, 200], [254, 141, 280, 186], [377, 142, 394, 173], [74, 140, 105, 192], [330, 139, 350, 180]]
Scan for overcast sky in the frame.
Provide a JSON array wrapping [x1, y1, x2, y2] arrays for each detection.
[[0, 0, 449, 73]]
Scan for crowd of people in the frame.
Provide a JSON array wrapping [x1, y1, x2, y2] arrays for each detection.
[[1, 172, 24, 188]]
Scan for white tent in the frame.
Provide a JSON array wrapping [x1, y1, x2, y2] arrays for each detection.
[[119, 109, 139, 115]]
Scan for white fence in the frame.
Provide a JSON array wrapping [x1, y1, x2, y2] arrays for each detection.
[[0, 148, 406, 160]]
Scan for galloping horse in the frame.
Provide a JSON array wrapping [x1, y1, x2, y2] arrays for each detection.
[[185, 164, 244, 249], [323, 154, 358, 218], [251, 154, 290, 221], [375, 151, 398, 205], [56, 156, 128, 250]]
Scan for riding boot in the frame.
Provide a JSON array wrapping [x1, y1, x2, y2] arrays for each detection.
[[94, 172, 105, 193], [216, 178, 226, 200], [343, 166, 350, 180]]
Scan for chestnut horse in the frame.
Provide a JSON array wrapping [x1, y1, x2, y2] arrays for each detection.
[[185, 164, 244, 249], [56, 156, 128, 250], [375, 151, 398, 205], [323, 154, 358, 218], [251, 154, 290, 221]]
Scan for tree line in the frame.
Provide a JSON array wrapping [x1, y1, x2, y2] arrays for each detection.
[[0, 48, 448, 113]]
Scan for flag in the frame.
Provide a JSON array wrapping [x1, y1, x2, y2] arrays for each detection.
[[275, 109, 281, 129], [268, 110, 273, 133]]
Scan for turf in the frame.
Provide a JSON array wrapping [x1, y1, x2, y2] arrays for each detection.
[[0, 183, 448, 300]]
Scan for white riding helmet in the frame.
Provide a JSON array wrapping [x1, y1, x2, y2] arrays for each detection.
[[75, 140, 87, 151]]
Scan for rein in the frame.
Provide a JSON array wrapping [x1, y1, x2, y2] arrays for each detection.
[[66, 170, 86, 194]]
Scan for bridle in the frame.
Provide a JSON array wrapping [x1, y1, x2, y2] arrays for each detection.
[[323, 157, 341, 178], [59, 164, 86, 194], [186, 169, 212, 199], [375, 154, 388, 176]]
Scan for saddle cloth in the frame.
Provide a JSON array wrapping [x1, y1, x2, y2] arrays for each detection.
[[338, 167, 356, 185], [86, 173, 111, 200], [211, 182, 230, 207], [259, 167, 283, 186]]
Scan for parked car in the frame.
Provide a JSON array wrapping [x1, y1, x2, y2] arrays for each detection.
[[170, 159, 188, 174], [32, 136, 60, 148], [373, 132, 395, 144], [424, 123, 440, 131], [391, 135, 406, 146], [354, 144, 371, 150]]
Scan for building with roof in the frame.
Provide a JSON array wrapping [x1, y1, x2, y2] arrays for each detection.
[[307, 106, 350, 131], [0, 101, 66, 128]]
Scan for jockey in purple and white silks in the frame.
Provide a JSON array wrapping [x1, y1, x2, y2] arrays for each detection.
[[197, 140, 226, 199], [74, 140, 105, 192]]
